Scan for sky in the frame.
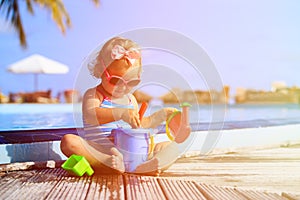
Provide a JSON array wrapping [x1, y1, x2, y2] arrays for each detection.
[[0, 0, 300, 100]]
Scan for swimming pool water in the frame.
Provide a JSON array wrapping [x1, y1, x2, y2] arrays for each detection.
[[0, 103, 300, 131]]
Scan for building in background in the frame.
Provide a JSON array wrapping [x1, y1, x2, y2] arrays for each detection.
[[235, 82, 300, 104], [159, 86, 230, 105]]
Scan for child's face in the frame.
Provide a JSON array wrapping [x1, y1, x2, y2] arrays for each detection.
[[102, 59, 141, 98]]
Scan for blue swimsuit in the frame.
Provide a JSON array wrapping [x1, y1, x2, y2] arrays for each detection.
[[82, 92, 135, 144]]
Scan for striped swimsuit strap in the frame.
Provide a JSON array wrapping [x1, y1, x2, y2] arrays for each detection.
[[96, 88, 135, 109]]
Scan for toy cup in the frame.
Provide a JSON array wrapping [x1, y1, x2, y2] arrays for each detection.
[[166, 102, 192, 143], [62, 154, 94, 176], [112, 128, 150, 172]]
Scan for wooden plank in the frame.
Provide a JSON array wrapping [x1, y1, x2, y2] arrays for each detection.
[[123, 174, 166, 200], [282, 192, 300, 200], [177, 180, 207, 200], [195, 183, 248, 200], [85, 176, 107, 199], [158, 178, 207, 200], [159, 178, 187, 199], [88, 175, 124, 200], [157, 178, 178, 199], [15, 168, 65, 200], [177, 180, 207, 199], [45, 169, 91, 200], [0, 165, 298, 200], [163, 147, 300, 195], [142, 176, 167, 199], [234, 188, 288, 200], [0, 171, 29, 199], [0, 168, 64, 200]]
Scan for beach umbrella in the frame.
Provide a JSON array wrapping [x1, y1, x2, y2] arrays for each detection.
[[7, 54, 69, 91]]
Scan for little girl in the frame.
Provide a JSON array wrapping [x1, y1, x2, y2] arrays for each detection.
[[61, 37, 178, 174]]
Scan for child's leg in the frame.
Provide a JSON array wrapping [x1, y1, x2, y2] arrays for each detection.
[[134, 141, 180, 174], [60, 134, 125, 173]]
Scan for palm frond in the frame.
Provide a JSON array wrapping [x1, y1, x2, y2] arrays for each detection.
[[0, 0, 27, 48], [91, 0, 100, 7], [26, 0, 34, 14], [34, 0, 71, 33], [0, 0, 100, 48]]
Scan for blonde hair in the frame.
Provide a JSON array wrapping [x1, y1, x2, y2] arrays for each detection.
[[88, 37, 141, 79]]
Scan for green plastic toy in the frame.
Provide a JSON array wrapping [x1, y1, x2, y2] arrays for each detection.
[[62, 154, 94, 176]]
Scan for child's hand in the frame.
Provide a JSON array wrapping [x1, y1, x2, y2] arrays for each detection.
[[163, 107, 178, 120], [154, 107, 178, 122], [140, 107, 178, 129], [121, 109, 141, 128]]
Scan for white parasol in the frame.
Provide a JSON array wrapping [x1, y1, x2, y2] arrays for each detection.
[[7, 54, 69, 91]]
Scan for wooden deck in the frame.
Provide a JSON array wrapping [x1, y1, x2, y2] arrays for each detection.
[[1, 143, 300, 200], [162, 143, 300, 195], [0, 167, 296, 200]]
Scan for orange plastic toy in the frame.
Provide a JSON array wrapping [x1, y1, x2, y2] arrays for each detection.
[[166, 102, 192, 143]]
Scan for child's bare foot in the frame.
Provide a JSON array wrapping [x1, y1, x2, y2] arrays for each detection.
[[110, 147, 125, 173], [134, 157, 161, 175]]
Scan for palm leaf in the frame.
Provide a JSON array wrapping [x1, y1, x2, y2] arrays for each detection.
[[91, 0, 99, 7], [0, 0, 27, 47], [34, 0, 71, 33], [0, 0, 100, 48], [26, 0, 34, 14]]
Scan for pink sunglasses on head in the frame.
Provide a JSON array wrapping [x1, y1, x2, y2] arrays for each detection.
[[104, 69, 141, 88]]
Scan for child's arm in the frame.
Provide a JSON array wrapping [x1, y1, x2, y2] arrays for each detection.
[[126, 93, 177, 128], [82, 88, 141, 128], [141, 107, 177, 129]]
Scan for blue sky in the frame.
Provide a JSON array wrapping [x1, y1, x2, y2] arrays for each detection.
[[0, 0, 300, 98]]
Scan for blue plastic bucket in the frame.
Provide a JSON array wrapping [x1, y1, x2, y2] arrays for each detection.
[[112, 128, 150, 172]]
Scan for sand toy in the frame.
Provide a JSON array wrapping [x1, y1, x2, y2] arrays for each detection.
[[62, 154, 94, 176], [166, 102, 192, 143]]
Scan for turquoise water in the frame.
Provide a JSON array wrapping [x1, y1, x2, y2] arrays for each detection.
[[0, 104, 77, 130], [0, 103, 300, 131]]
